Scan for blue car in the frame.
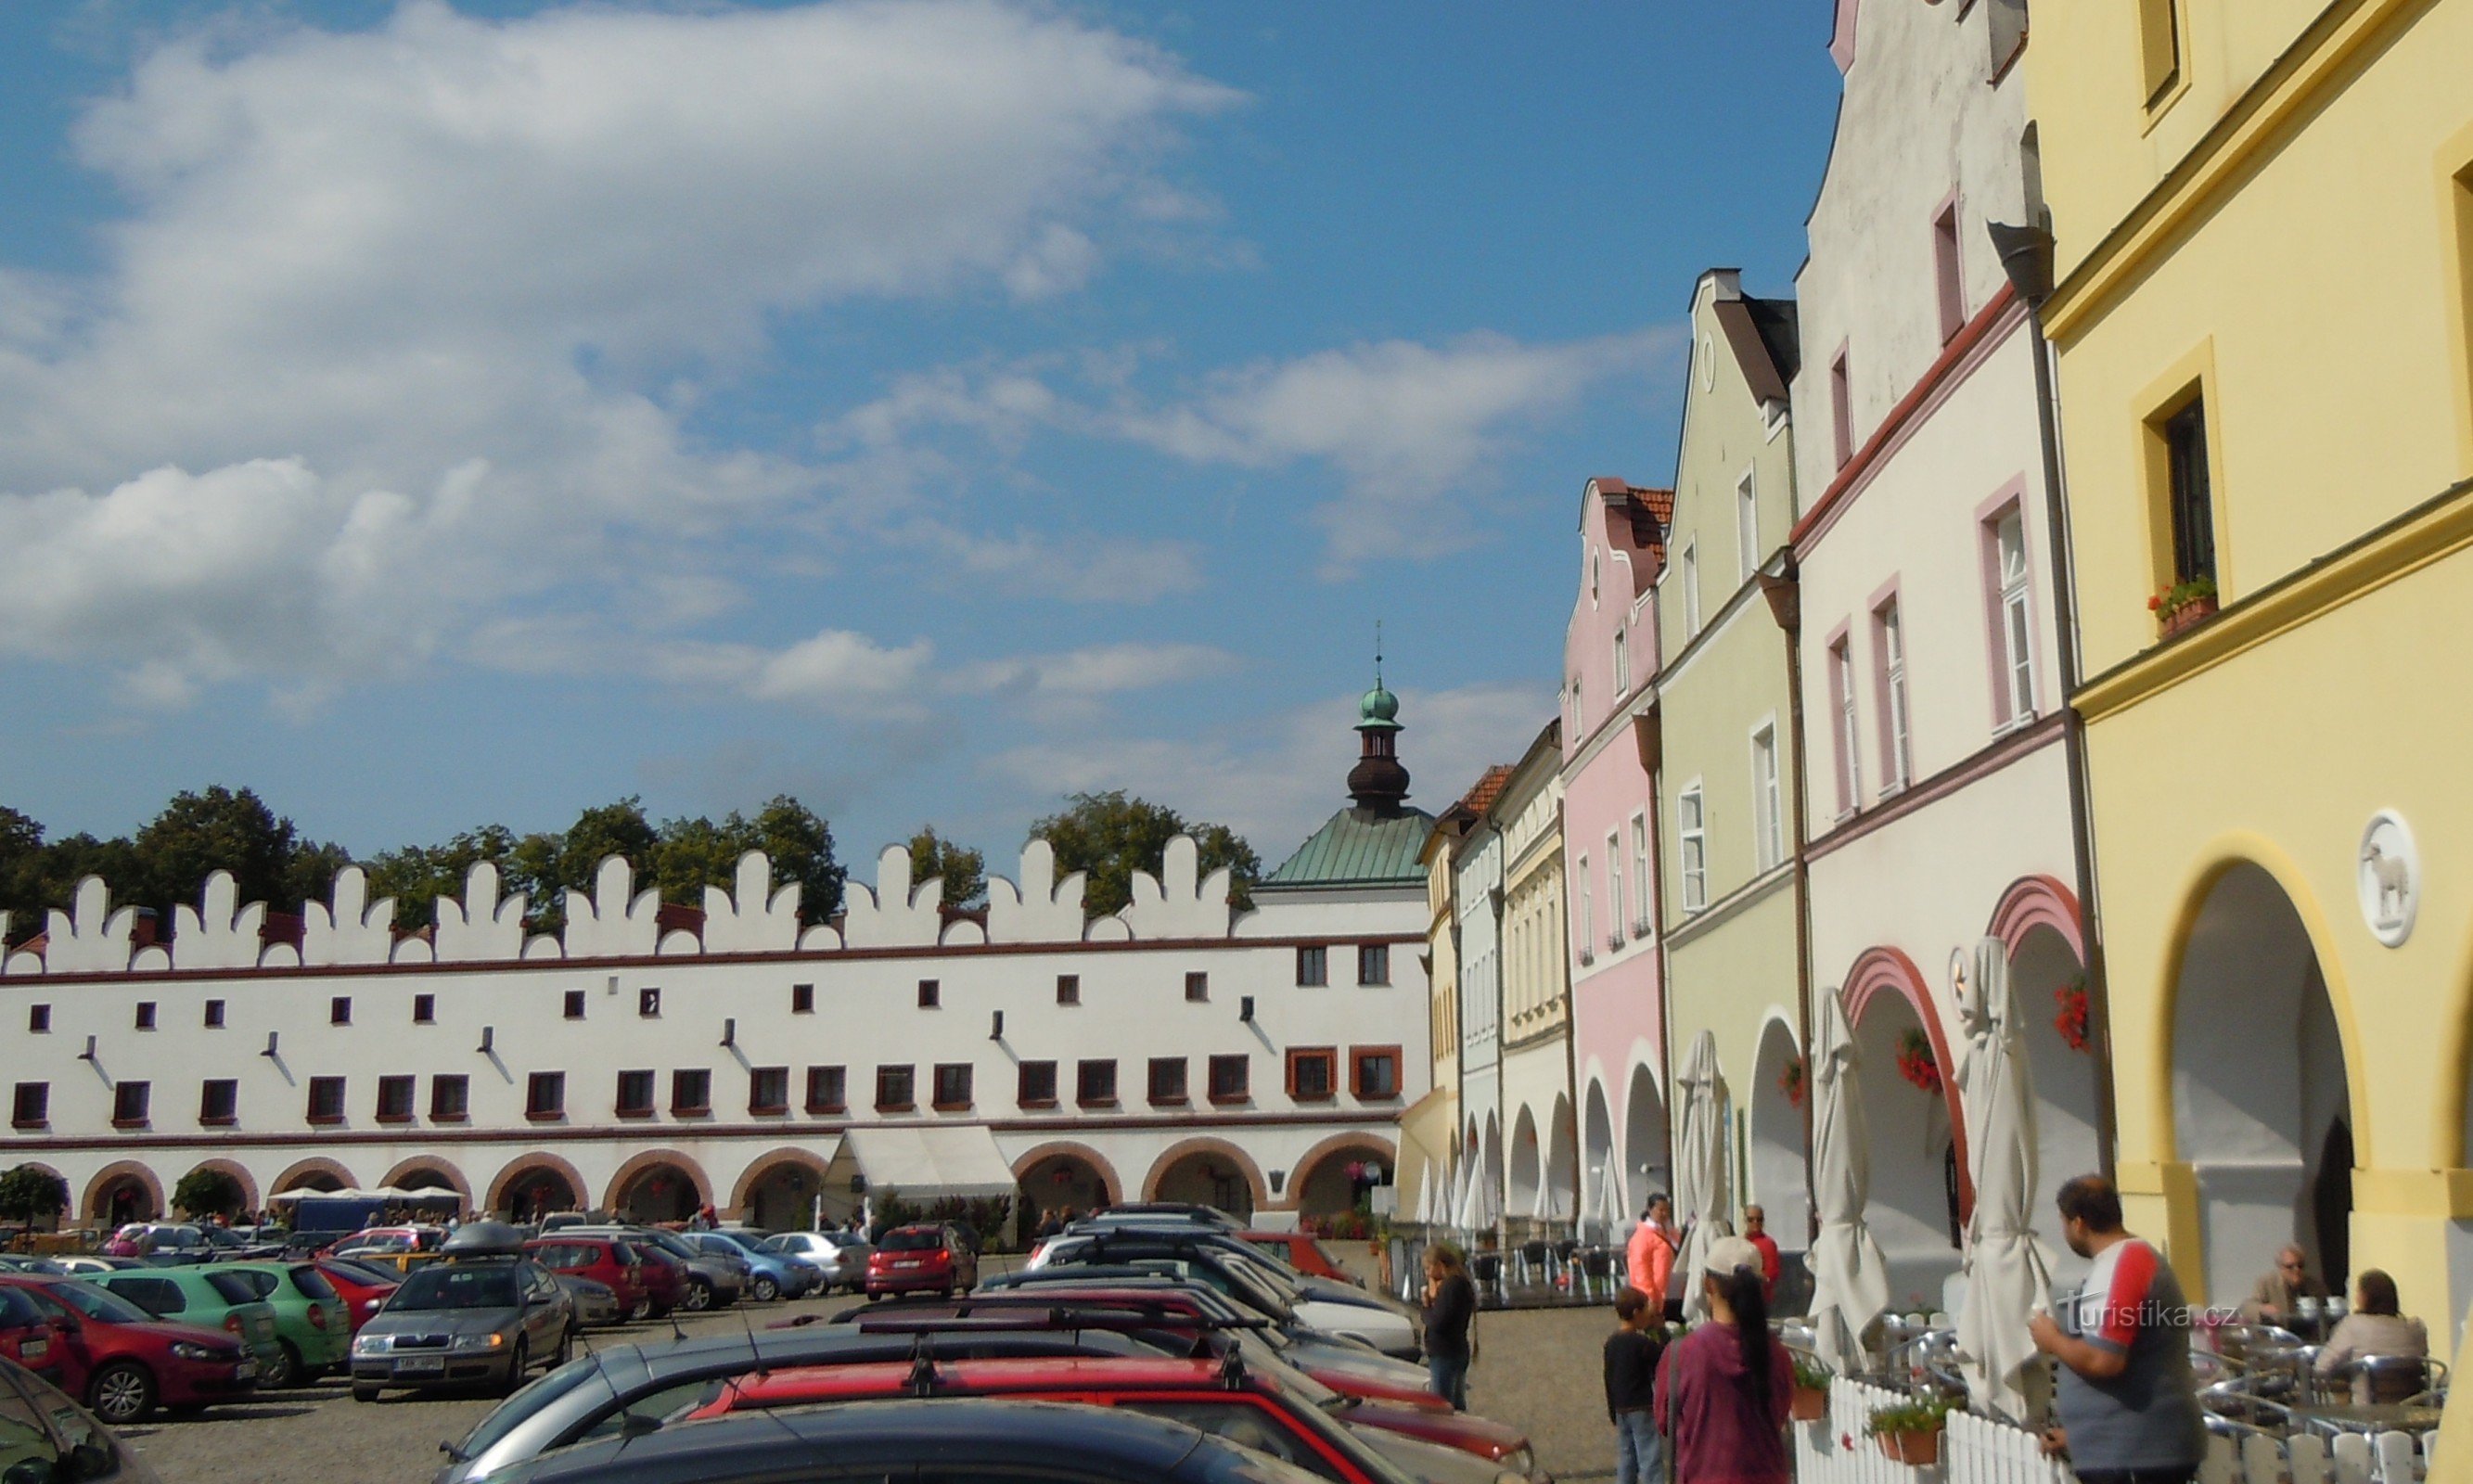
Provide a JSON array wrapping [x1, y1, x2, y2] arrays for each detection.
[[686, 1232, 814, 1301]]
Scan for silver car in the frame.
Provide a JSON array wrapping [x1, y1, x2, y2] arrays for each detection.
[[350, 1258, 574, 1399], [761, 1230, 874, 1293]]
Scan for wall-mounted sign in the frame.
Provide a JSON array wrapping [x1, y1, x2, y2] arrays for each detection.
[[2357, 811, 2419, 949]]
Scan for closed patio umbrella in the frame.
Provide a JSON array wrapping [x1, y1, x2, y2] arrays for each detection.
[[1954, 937, 2057, 1424], [1808, 991, 1892, 1375], [1674, 1030, 1733, 1322]]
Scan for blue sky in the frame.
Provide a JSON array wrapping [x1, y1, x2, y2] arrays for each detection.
[[0, 0, 1841, 878]]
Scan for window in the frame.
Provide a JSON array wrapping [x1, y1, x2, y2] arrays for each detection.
[[791, 982, 814, 1014], [1075, 1059, 1118, 1107], [1208, 1055, 1250, 1104], [916, 979, 941, 1009], [200, 1079, 238, 1125], [1630, 814, 1652, 936], [1613, 628, 1631, 697], [562, 990, 585, 1020], [25, 1005, 46, 1034], [1018, 1061, 1058, 1107], [12, 1083, 47, 1129], [1830, 350, 1854, 468], [1607, 832, 1626, 949], [329, 996, 352, 1026], [932, 1063, 974, 1109], [638, 987, 661, 1017], [874, 1065, 915, 1112], [1877, 598, 1914, 789], [805, 1065, 846, 1114], [1296, 946, 1327, 987], [1352, 1047, 1402, 1100], [134, 1002, 156, 1031], [114, 1081, 150, 1127], [374, 1075, 414, 1123], [2139, 0, 2183, 106], [750, 1067, 789, 1115], [1287, 1048, 1338, 1102], [526, 1072, 566, 1120], [1830, 635, 1862, 814], [1185, 972, 1209, 1003], [1678, 786, 1709, 912], [1056, 974, 1081, 1005], [1737, 470, 1760, 580], [615, 1069, 656, 1117], [2162, 398, 2216, 587], [1934, 202, 1966, 343], [1752, 723, 1784, 873], [1991, 505, 2037, 723], [413, 993, 435, 1024], [203, 999, 225, 1029], [1357, 943, 1390, 986], [1577, 857, 1594, 958], [430, 1074, 468, 1121], [1147, 1057, 1189, 1106], [1681, 542, 1702, 637], [305, 1077, 346, 1124], [673, 1068, 713, 1116]]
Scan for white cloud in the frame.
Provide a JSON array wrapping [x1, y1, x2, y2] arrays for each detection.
[[961, 642, 1239, 698]]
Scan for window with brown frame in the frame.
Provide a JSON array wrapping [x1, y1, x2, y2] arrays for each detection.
[[671, 1068, 711, 1117], [932, 1064, 974, 1110], [1286, 1048, 1337, 1103], [916, 979, 941, 1009], [805, 1065, 846, 1114], [1018, 1061, 1058, 1108], [526, 1072, 566, 1121], [1147, 1057, 1188, 1106], [1351, 1046, 1403, 1101], [305, 1077, 347, 1125], [1076, 1059, 1118, 1108], [1056, 975, 1080, 1005], [330, 996, 352, 1026], [115, 1082, 152, 1128], [200, 1079, 239, 1126], [876, 1065, 916, 1112], [413, 993, 435, 1024], [1295, 947, 1327, 987], [429, 1074, 468, 1121], [562, 990, 585, 1020], [134, 1002, 156, 1031], [1356, 943, 1390, 986], [1207, 1055, 1249, 1105], [750, 1067, 790, 1115], [1184, 972, 1209, 1003], [26, 1005, 48, 1034], [615, 1069, 656, 1118], [791, 982, 815, 1014], [374, 1075, 415, 1123], [203, 999, 225, 1029], [12, 1083, 48, 1130]]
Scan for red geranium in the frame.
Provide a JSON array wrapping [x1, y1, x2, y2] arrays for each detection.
[[2054, 979, 2092, 1053], [1895, 1029, 1941, 1094]]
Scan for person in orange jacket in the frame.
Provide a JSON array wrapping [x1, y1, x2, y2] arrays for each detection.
[[1625, 1194, 1680, 1318]]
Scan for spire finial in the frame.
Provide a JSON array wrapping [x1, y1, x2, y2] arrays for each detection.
[[1375, 618, 1384, 687]]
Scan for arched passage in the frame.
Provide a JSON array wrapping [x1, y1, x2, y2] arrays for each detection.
[[1844, 948, 1966, 1309], [731, 1149, 832, 1233], [1144, 1138, 1264, 1219], [1015, 1143, 1120, 1233], [1544, 1094, 1578, 1227], [269, 1157, 355, 1198], [490, 1156, 584, 1221], [1622, 1061, 1670, 1218], [1291, 1134, 1394, 1222], [1507, 1106, 1543, 1220], [1582, 1079, 1619, 1240], [2168, 859, 2353, 1304], [606, 1151, 711, 1224], [380, 1159, 471, 1207], [176, 1158, 260, 1219], [1480, 1115, 1505, 1230], [1749, 1017, 1810, 1253], [83, 1162, 161, 1226]]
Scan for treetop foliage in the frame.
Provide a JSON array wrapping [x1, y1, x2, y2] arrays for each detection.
[[1028, 790, 1260, 918]]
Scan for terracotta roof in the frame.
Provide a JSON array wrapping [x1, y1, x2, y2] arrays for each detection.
[[1457, 764, 1516, 818]]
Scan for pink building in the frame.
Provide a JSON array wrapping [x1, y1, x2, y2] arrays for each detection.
[[1557, 477, 1672, 1240]]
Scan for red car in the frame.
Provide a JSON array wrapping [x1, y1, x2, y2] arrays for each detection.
[[0, 1273, 257, 1424], [1240, 1231, 1356, 1285], [314, 1260, 401, 1333], [865, 1224, 979, 1298], [627, 1244, 686, 1318], [523, 1238, 657, 1322], [0, 1284, 66, 1382]]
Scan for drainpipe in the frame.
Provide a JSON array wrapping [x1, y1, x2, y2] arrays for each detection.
[[1990, 219, 2119, 1179], [1759, 551, 1817, 1247], [1557, 815, 1585, 1240], [1639, 701, 1678, 1220], [1491, 816, 1510, 1254]]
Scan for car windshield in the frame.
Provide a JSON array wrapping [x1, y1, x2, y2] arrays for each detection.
[[881, 1229, 942, 1252], [391, 1267, 519, 1311]]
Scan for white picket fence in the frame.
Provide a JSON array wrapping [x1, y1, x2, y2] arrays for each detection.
[[1790, 1376, 2439, 1484]]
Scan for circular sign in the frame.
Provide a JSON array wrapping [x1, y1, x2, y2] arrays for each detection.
[[2357, 811, 2420, 948]]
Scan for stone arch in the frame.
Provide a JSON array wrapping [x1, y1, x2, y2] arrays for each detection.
[[1288, 1131, 1397, 1221], [1506, 1106, 1543, 1218], [729, 1146, 836, 1214], [1841, 945, 1970, 1202], [1842, 946, 1968, 1308], [1142, 1137, 1268, 1216], [1544, 1093, 1579, 1225], [176, 1158, 261, 1217], [1582, 1077, 1619, 1239], [380, 1158, 471, 1207], [486, 1154, 588, 1218], [1747, 1013, 1809, 1251], [1988, 873, 2086, 965], [1012, 1140, 1123, 1217], [83, 1161, 163, 1225], [269, 1156, 358, 1197], [604, 1149, 713, 1222], [1480, 1113, 1504, 1227], [1622, 1059, 1671, 1218], [1993, 896, 2102, 1274]]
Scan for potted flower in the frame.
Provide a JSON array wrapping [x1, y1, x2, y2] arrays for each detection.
[[2053, 977, 2092, 1053], [1789, 1354, 1833, 1423], [1895, 1029, 1941, 1094], [1780, 1056, 1807, 1109], [2149, 576, 2219, 638], [1867, 1397, 1954, 1466]]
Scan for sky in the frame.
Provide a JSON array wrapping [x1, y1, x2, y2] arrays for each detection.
[[0, 0, 1843, 882]]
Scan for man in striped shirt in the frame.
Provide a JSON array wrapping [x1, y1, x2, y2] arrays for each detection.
[[2028, 1175, 2206, 1484]]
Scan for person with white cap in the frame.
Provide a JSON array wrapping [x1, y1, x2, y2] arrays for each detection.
[[1654, 1234, 1794, 1484]]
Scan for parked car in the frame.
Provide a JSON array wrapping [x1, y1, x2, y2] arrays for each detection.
[[200, 1261, 352, 1380], [761, 1230, 872, 1293], [685, 1231, 812, 1301], [1025, 1234, 1423, 1359], [557, 1227, 740, 1311], [626, 1245, 689, 1317], [2, 1275, 256, 1424], [0, 1286, 66, 1382], [865, 1224, 978, 1298], [45, 1259, 146, 1277], [84, 1270, 286, 1383], [0, 1258, 70, 1278], [550, 1275, 621, 1328], [313, 1260, 402, 1332], [0, 1353, 166, 1484], [1240, 1231, 1359, 1285], [520, 1238, 655, 1324], [350, 1253, 574, 1400]]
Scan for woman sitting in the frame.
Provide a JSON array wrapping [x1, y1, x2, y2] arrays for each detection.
[[2313, 1270, 2428, 1401]]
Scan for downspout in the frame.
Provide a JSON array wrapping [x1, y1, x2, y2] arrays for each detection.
[[1759, 547, 1816, 1250], [1991, 219, 2119, 1178], [1491, 815, 1510, 1253], [1639, 700, 1677, 1218], [1557, 813, 1584, 1237]]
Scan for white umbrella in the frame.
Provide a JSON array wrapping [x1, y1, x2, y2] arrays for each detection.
[[1674, 1030, 1734, 1322], [1954, 937, 2057, 1423], [1808, 991, 1892, 1374]]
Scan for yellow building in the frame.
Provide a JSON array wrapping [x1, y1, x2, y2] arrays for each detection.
[[2028, 0, 2473, 1342]]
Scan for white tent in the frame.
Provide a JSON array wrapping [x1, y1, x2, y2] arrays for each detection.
[[840, 1124, 1016, 1199], [1954, 937, 2057, 1423], [1673, 1030, 1733, 1323], [1807, 991, 1892, 1373]]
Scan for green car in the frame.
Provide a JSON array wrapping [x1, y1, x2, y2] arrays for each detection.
[[86, 1269, 287, 1382], [197, 1262, 352, 1386]]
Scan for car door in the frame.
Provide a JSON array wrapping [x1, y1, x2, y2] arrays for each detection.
[[522, 1264, 566, 1349]]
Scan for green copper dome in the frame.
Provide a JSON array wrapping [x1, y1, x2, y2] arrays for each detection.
[[1358, 683, 1401, 730]]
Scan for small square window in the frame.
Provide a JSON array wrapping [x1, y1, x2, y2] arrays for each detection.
[[1352, 1047, 1402, 1101], [12, 1083, 49, 1129], [429, 1075, 468, 1121], [1018, 1061, 1058, 1108], [412, 993, 435, 1024], [672, 1068, 712, 1116], [1295, 947, 1327, 987], [26, 1005, 49, 1034], [375, 1075, 415, 1123], [329, 996, 352, 1027], [1056, 975, 1080, 1006], [917, 979, 941, 1009], [1147, 1057, 1188, 1106], [1184, 972, 1209, 1003], [203, 999, 225, 1029], [562, 990, 585, 1020], [805, 1066, 846, 1114], [932, 1063, 974, 1110], [638, 987, 661, 1017], [750, 1067, 789, 1115], [134, 1002, 157, 1031], [526, 1072, 566, 1120], [1287, 1048, 1337, 1103], [791, 982, 814, 1014], [1208, 1055, 1249, 1105], [1076, 1059, 1118, 1108], [616, 1069, 657, 1118], [876, 1065, 916, 1112], [1357, 944, 1390, 986], [305, 1076, 347, 1124], [112, 1081, 149, 1128], [199, 1079, 238, 1126]]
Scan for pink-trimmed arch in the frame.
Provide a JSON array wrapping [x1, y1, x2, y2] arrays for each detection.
[[1839, 945, 1973, 1223], [1988, 874, 2085, 964]]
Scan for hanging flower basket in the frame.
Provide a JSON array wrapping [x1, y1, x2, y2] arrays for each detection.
[[1868, 1399, 1953, 1466], [1895, 1029, 1941, 1094], [1789, 1356, 1832, 1422], [2054, 979, 2092, 1053], [1780, 1056, 1807, 1109]]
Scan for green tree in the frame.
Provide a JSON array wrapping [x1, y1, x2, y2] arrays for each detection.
[[365, 824, 519, 931], [557, 798, 659, 897], [0, 1165, 68, 1227], [172, 1169, 245, 1220], [132, 786, 301, 915], [906, 827, 987, 909], [652, 813, 750, 908], [1028, 791, 1259, 918], [0, 807, 43, 946], [744, 796, 844, 926]]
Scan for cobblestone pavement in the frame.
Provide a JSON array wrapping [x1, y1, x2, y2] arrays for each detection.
[[115, 1293, 1621, 1484]]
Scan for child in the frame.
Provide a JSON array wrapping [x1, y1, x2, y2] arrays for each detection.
[[1606, 1285, 1666, 1484]]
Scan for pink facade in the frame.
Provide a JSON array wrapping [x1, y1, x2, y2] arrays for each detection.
[[1557, 478, 1672, 1236]]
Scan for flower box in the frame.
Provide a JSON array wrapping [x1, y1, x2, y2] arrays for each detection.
[[1876, 1428, 1941, 1466], [1790, 1383, 1829, 1422], [2150, 578, 2219, 638], [2160, 594, 2218, 636]]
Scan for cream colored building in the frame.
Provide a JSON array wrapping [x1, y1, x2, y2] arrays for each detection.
[[1493, 723, 1577, 1231]]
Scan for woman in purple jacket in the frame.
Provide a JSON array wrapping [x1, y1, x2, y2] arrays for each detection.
[[1655, 1235, 1794, 1484]]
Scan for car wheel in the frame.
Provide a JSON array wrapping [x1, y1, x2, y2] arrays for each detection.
[[352, 1383, 381, 1402], [751, 1275, 779, 1302], [625, 1295, 651, 1323], [499, 1338, 529, 1396], [87, 1362, 155, 1425], [865, 1290, 882, 1303], [553, 1324, 575, 1368], [260, 1341, 301, 1390], [683, 1279, 712, 1312]]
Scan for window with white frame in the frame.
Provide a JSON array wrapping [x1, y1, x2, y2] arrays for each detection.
[[1606, 833, 1625, 949], [1613, 628, 1630, 697], [1577, 857, 1594, 963], [1877, 598, 1914, 789], [1736, 471, 1760, 581], [1831, 636, 1861, 815], [1678, 786, 1708, 913], [1993, 507, 2035, 724], [1629, 814, 1651, 935], [1751, 723, 1784, 873], [1682, 542, 1701, 639]]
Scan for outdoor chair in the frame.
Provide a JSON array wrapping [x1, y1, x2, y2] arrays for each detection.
[[2338, 1355, 2447, 1407], [1517, 1238, 1548, 1286], [1581, 1246, 1613, 1299]]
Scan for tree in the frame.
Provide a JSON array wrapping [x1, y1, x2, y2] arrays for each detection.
[[744, 796, 845, 926], [0, 1165, 68, 1228], [173, 1169, 245, 1221], [132, 786, 301, 915], [652, 813, 750, 909], [365, 824, 520, 931], [1028, 791, 1260, 918], [0, 807, 43, 946], [906, 827, 987, 909]]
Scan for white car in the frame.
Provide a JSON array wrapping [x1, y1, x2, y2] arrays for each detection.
[[1031, 1235, 1421, 1361], [760, 1230, 875, 1293]]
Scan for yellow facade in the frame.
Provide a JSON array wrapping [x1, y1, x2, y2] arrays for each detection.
[[2029, 0, 2473, 1348], [1405, 819, 1463, 1221]]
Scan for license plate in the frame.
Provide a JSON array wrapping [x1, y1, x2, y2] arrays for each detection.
[[235, 1361, 256, 1380], [22, 1342, 45, 1362], [396, 1356, 444, 1375]]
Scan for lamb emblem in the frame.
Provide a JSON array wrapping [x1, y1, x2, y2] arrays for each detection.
[[2362, 839, 2410, 926]]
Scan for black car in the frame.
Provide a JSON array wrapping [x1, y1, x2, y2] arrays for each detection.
[[488, 1396, 1328, 1484]]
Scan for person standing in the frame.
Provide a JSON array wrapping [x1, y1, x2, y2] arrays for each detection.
[[1605, 1286, 1667, 1484], [1743, 1206, 1783, 1300], [1627, 1195, 1681, 1320], [2029, 1175, 2206, 1484], [1422, 1244, 1479, 1410], [1655, 1236, 1792, 1484]]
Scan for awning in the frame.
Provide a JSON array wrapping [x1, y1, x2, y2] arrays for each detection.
[[842, 1124, 1017, 1199]]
